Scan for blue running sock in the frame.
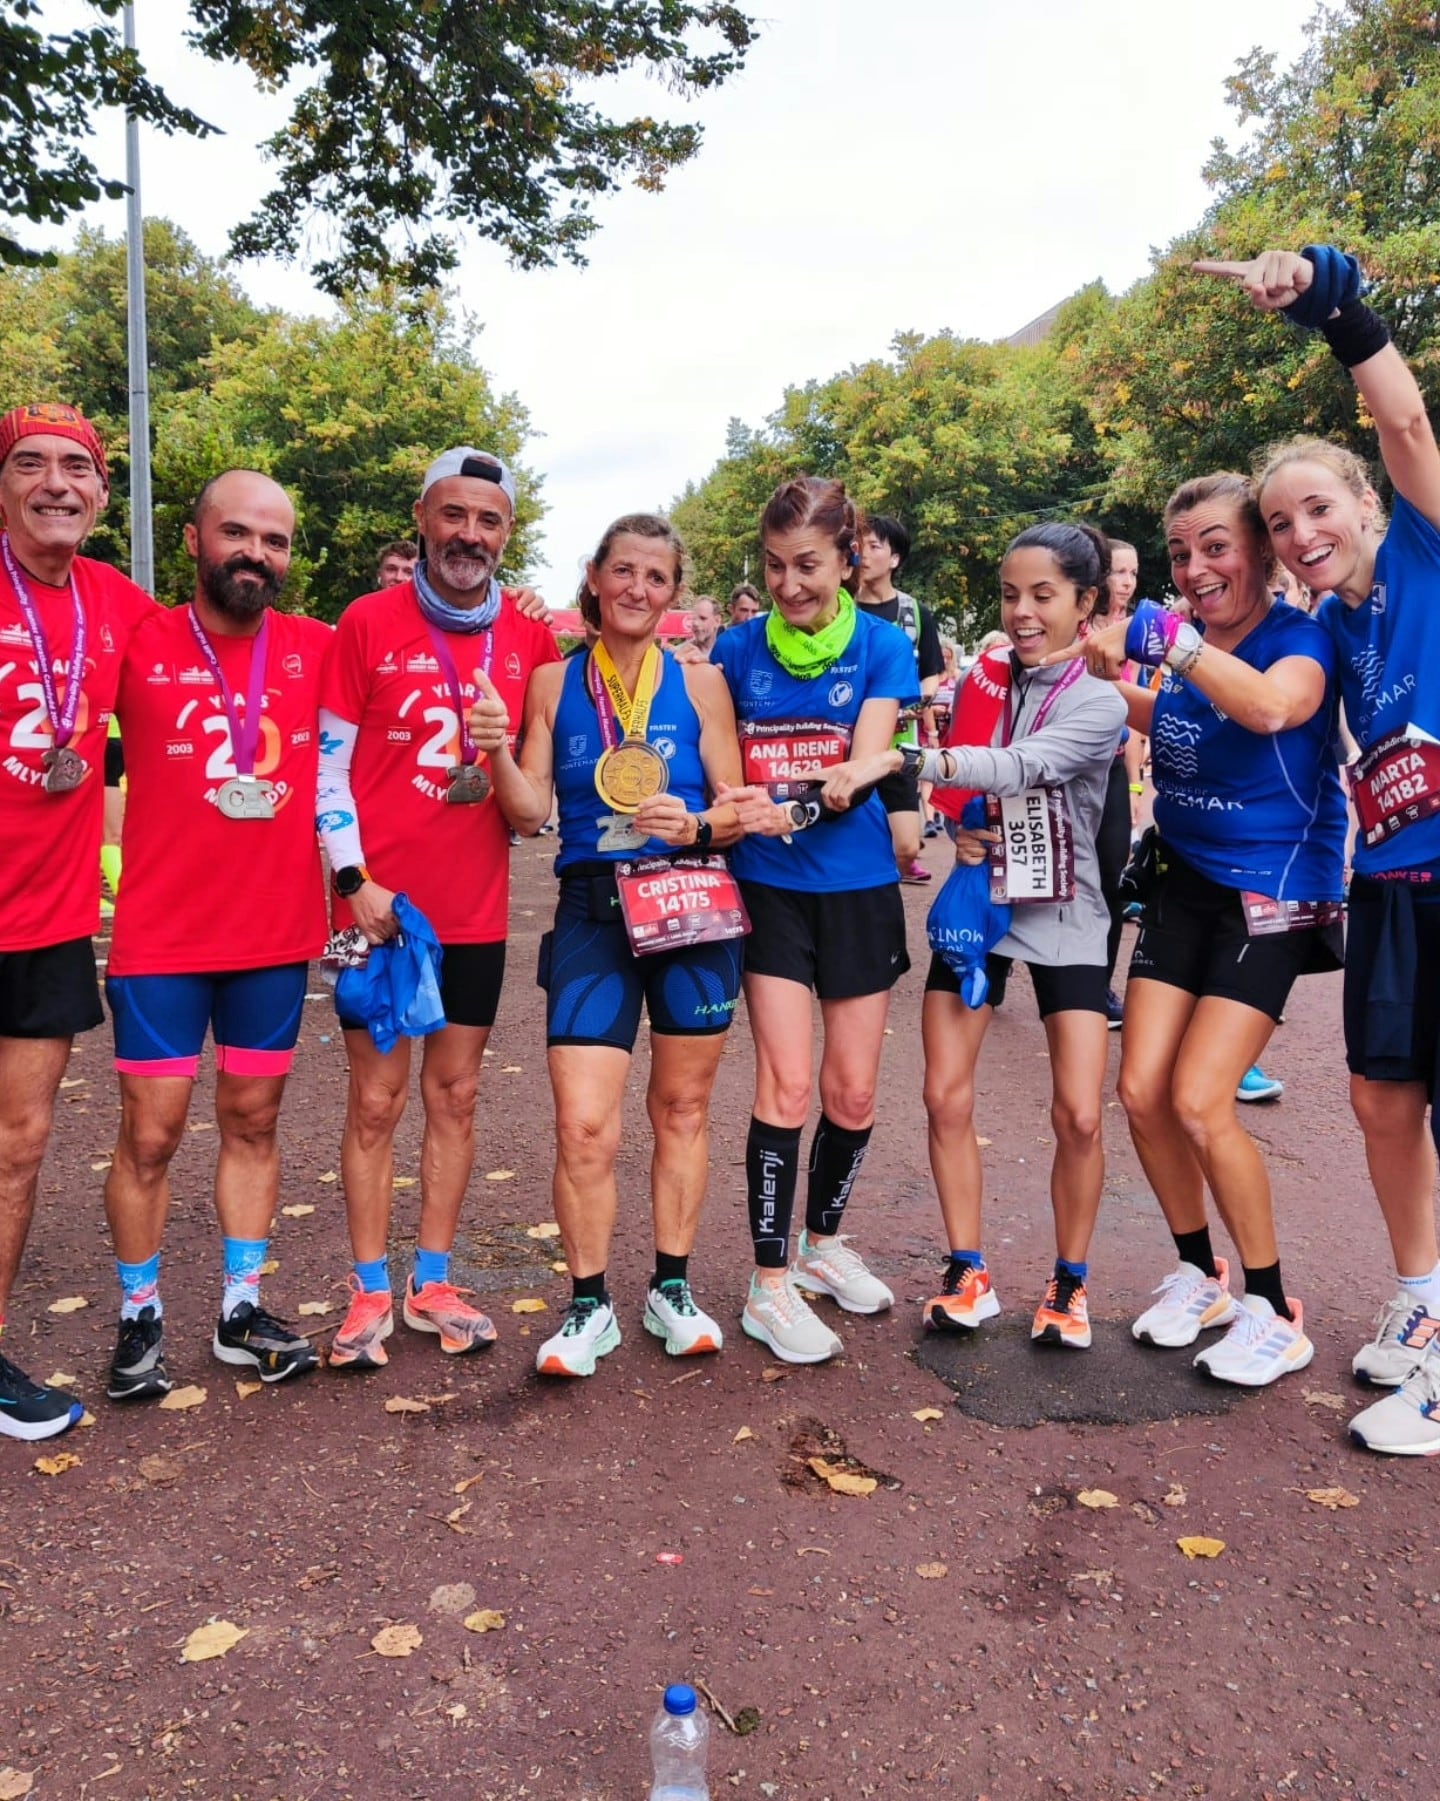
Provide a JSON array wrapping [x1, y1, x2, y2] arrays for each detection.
[[221, 1237, 268, 1320], [354, 1256, 391, 1295], [117, 1252, 162, 1321], [1055, 1257, 1088, 1284], [949, 1250, 985, 1270], [413, 1247, 450, 1290]]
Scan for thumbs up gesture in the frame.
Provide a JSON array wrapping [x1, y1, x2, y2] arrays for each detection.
[[467, 669, 511, 755]]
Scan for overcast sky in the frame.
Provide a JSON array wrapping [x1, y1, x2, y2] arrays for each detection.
[[43, 0, 1314, 598]]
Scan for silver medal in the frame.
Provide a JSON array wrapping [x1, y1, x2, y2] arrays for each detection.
[[41, 745, 86, 794], [597, 811, 647, 853], [214, 776, 276, 820], [444, 762, 491, 805]]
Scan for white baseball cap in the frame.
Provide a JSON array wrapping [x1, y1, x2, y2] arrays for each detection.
[[420, 447, 516, 513]]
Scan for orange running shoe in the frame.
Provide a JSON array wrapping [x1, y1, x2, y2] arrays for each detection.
[[1031, 1269, 1092, 1349], [925, 1260, 1000, 1332], [403, 1276, 498, 1354], [329, 1278, 394, 1371]]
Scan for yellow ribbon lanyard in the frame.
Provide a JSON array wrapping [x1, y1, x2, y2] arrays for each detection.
[[592, 640, 660, 746]]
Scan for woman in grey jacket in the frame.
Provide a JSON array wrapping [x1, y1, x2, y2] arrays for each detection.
[[826, 523, 1126, 1348]]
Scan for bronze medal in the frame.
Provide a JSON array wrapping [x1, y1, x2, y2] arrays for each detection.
[[41, 745, 86, 794], [594, 739, 668, 815], [445, 762, 491, 805], [215, 776, 276, 820]]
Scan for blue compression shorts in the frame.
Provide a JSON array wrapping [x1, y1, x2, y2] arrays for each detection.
[[107, 964, 308, 1077]]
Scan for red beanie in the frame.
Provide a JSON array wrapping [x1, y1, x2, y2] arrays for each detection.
[[0, 403, 109, 487]]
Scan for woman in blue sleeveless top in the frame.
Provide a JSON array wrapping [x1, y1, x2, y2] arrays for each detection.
[[1202, 245, 1440, 1453], [481, 514, 744, 1378]]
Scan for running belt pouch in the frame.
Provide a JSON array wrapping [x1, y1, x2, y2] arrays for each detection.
[[1118, 826, 1167, 910], [1364, 880, 1417, 1064]]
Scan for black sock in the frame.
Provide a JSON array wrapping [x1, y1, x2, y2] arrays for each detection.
[[804, 1115, 873, 1239], [1242, 1261, 1292, 1322], [652, 1251, 688, 1290], [1173, 1227, 1219, 1281], [746, 1117, 802, 1269], [572, 1271, 607, 1305]]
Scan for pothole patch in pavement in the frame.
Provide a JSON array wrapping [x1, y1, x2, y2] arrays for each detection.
[[913, 1322, 1243, 1426]]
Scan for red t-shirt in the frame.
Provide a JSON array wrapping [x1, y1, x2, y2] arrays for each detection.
[[108, 605, 333, 976], [321, 585, 560, 943], [0, 553, 156, 952]]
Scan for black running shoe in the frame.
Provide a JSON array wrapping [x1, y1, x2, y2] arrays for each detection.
[[1105, 988, 1124, 1030], [107, 1306, 173, 1402], [212, 1301, 318, 1382], [0, 1349, 83, 1441]]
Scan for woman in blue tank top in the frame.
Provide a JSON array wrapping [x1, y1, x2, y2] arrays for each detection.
[[1202, 245, 1440, 1453], [480, 513, 745, 1379]]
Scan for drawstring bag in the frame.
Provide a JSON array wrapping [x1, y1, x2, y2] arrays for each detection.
[[335, 894, 446, 1054], [926, 797, 1013, 1009]]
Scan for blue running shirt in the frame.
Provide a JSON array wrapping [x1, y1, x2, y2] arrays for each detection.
[[712, 611, 920, 893], [1318, 495, 1440, 878], [1151, 601, 1346, 901]]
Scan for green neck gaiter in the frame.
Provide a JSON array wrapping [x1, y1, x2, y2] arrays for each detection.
[[765, 588, 857, 679]]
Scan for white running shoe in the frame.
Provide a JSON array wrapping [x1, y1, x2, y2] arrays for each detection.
[[1132, 1258, 1241, 1348], [1350, 1348, 1440, 1456], [536, 1296, 621, 1377], [1193, 1294, 1313, 1387], [791, 1231, 894, 1314], [643, 1279, 723, 1356], [741, 1272, 843, 1365], [1352, 1295, 1440, 1387]]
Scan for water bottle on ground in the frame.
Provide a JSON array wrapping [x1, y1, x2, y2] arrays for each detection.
[[648, 1682, 709, 1800]]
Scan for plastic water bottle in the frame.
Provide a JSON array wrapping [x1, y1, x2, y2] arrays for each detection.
[[648, 1683, 709, 1800]]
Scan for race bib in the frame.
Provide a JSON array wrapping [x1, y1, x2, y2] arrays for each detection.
[[1241, 893, 1346, 937], [740, 718, 852, 799], [615, 856, 751, 957], [1352, 727, 1440, 847], [986, 788, 1075, 904]]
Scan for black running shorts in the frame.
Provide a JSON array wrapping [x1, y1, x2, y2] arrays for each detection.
[[740, 879, 910, 1000], [1343, 875, 1440, 1089], [338, 940, 507, 1034], [0, 937, 103, 1039], [926, 952, 1109, 1018]]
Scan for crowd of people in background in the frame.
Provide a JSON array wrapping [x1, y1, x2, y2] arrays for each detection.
[[2, 244, 1439, 1465]]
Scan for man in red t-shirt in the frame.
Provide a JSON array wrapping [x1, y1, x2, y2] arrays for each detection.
[[102, 470, 332, 1404], [317, 448, 559, 1370], [0, 402, 156, 1439]]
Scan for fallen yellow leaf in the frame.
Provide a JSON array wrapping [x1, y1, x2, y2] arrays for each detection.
[[1177, 1536, 1226, 1559], [1162, 1483, 1188, 1508], [77, 1411, 96, 1428], [47, 1295, 88, 1314], [511, 1297, 547, 1314], [975, 1135, 993, 1147], [1303, 1389, 1347, 1412], [911, 1408, 943, 1423], [186, 1120, 215, 1132], [550, 1260, 569, 1274], [181, 1619, 248, 1663], [371, 1623, 422, 1657], [384, 1396, 430, 1415], [500, 1065, 523, 1073], [915, 1562, 949, 1580], [392, 1176, 417, 1189], [733, 1426, 755, 1443], [258, 1259, 279, 1276], [317, 1170, 339, 1184], [453, 1473, 485, 1495], [0, 1767, 36, 1799], [807, 1456, 877, 1497], [281, 1203, 315, 1218], [525, 1222, 561, 1240], [463, 1609, 506, 1634], [34, 1452, 80, 1476], [90, 1160, 111, 1172], [159, 1385, 207, 1411], [58, 1076, 86, 1089], [485, 1169, 516, 1182], [234, 1380, 262, 1399], [1077, 1488, 1120, 1510], [297, 1300, 334, 1317], [1306, 1487, 1360, 1510], [45, 1371, 78, 1389]]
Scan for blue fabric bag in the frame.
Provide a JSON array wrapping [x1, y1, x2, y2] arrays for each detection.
[[926, 798, 1013, 1009], [334, 895, 446, 1054]]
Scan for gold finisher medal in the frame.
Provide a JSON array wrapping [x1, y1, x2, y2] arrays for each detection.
[[595, 739, 668, 814]]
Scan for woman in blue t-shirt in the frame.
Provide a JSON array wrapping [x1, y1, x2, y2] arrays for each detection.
[[1076, 472, 1345, 1391], [1201, 245, 1440, 1454], [712, 477, 919, 1366]]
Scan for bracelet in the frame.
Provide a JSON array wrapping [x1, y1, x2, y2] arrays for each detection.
[[1128, 783, 1144, 795], [1168, 636, 1203, 678]]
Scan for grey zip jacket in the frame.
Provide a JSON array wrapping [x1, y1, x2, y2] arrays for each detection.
[[923, 661, 1127, 967]]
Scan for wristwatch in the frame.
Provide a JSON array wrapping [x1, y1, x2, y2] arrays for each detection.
[[691, 816, 714, 852], [332, 864, 369, 898], [898, 743, 925, 781], [785, 799, 816, 832], [1165, 623, 1204, 676]]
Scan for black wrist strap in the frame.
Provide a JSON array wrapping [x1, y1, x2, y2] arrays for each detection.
[[1321, 299, 1391, 370]]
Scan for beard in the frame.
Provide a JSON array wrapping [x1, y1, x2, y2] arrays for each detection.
[[198, 549, 283, 619], [430, 537, 496, 595]]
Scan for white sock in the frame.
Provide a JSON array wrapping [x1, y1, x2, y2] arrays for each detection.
[[1395, 1261, 1440, 1314]]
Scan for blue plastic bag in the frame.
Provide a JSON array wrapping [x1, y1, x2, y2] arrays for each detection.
[[926, 798, 1013, 1009], [334, 894, 446, 1054]]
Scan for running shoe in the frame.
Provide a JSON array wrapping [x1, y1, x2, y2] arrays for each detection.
[[741, 1272, 842, 1365], [1105, 988, 1124, 1031], [536, 1296, 621, 1377], [1235, 1065, 1284, 1103], [0, 1349, 83, 1441], [1352, 1296, 1440, 1387], [1132, 1258, 1240, 1349], [403, 1276, 498, 1355], [1193, 1294, 1313, 1387], [1349, 1347, 1440, 1456], [1031, 1270, 1092, 1349], [643, 1279, 723, 1356], [901, 861, 933, 885], [923, 819, 944, 840], [792, 1231, 894, 1314], [107, 1306, 173, 1402], [328, 1279, 395, 1372], [925, 1260, 1000, 1332], [1122, 900, 1144, 923], [212, 1301, 318, 1382]]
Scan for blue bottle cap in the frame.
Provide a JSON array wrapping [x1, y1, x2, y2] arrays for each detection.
[[663, 1684, 698, 1716]]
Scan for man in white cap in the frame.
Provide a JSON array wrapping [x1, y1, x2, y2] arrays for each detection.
[[316, 449, 559, 1371]]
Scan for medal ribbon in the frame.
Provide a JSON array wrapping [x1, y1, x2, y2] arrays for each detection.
[[1003, 657, 1084, 746], [421, 620, 495, 767], [1, 530, 86, 749], [589, 642, 660, 750], [187, 606, 270, 777]]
